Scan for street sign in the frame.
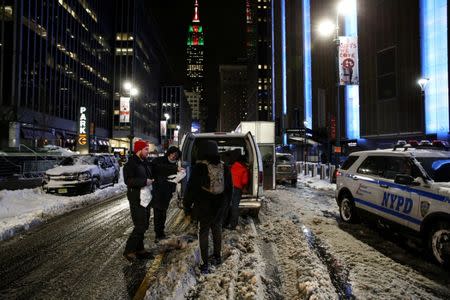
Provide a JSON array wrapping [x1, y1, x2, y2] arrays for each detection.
[[77, 106, 90, 154]]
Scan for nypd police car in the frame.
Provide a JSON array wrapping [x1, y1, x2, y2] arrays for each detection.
[[335, 148, 450, 266]]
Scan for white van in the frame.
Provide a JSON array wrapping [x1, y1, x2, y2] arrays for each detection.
[[179, 132, 263, 217]]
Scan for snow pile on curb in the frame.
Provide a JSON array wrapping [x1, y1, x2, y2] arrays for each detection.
[[145, 219, 265, 300], [186, 224, 264, 300], [257, 210, 337, 299], [297, 174, 336, 191], [0, 178, 126, 241], [144, 235, 200, 300]]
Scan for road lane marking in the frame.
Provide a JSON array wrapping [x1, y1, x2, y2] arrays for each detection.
[[133, 253, 165, 300]]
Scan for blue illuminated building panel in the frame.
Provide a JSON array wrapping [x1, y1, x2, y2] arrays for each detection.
[[282, 0, 287, 144], [303, 0, 312, 129], [420, 0, 449, 138], [344, 0, 360, 140]]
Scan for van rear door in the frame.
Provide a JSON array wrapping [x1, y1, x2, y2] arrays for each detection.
[[245, 132, 263, 199], [177, 133, 195, 204]]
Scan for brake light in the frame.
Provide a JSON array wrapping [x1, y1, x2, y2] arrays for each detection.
[[258, 171, 263, 186], [335, 170, 342, 177]]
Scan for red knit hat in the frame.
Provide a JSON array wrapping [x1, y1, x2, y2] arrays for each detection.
[[134, 140, 149, 153]]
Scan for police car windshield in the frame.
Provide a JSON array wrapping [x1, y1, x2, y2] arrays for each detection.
[[415, 157, 450, 182]]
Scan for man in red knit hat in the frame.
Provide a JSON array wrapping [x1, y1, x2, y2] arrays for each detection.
[[122, 139, 154, 262]]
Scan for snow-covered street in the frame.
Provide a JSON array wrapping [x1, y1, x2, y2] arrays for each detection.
[[144, 176, 450, 299], [0, 175, 449, 299]]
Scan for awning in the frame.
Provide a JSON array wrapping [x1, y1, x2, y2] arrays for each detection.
[[288, 136, 320, 146], [21, 128, 56, 140]]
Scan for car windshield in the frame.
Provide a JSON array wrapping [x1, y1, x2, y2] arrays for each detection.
[[276, 154, 293, 163], [415, 157, 450, 182], [59, 155, 97, 166]]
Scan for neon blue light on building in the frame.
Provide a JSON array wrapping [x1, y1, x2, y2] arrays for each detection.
[[271, 0, 276, 120], [344, 0, 360, 140], [281, 0, 287, 145], [303, 0, 312, 129], [420, 0, 449, 137]]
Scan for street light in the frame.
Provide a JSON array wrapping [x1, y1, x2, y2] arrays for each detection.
[[417, 78, 430, 136], [163, 113, 170, 148], [303, 120, 308, 164], [318, 0, 350, 167], [123, 81, 139, 153]]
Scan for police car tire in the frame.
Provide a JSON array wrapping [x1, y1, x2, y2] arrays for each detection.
[[339, 195, 358, 223], [428, 221, 450, 267]]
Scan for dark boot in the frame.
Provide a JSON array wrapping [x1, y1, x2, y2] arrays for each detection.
[[136, 250, 154, 259]]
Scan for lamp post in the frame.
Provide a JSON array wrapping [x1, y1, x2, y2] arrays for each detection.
[[318, 1, 349, 166], [123, 81, 139, 154], [417, 78, 430, 137], [164, 113, 170, 148], [303, 120, 308, 164]]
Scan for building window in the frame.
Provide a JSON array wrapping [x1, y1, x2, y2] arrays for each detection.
[[116, 33, 134, 41], [0, 5, 13, 21], [115, 48, 133, 55], [377, 47, 396, 100]]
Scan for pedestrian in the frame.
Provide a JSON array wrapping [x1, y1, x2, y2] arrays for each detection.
[[183, 140, 232, 274], [123, 140, 154, 262], [150, 146, 182, 242], [226, 150, 249, 230]]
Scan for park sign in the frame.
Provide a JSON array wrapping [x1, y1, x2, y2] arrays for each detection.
[[77, 106, 89, 154]]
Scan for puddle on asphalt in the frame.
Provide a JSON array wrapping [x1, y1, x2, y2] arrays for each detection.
[[300, 224, 355, 300]]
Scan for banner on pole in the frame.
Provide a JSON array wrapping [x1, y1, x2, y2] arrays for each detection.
[[338, 36, 359, 85], [160, 120, 167, 137], [119, 97, 130, 123]]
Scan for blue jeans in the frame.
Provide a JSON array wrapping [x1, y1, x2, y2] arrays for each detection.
[[229, 188, 242, 229]]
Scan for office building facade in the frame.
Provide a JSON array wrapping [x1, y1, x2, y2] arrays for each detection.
[[160, 86, 192, 146], [0, 0, 113, 150], [218, 65, 248, 132], [186, 0, 206, 131]]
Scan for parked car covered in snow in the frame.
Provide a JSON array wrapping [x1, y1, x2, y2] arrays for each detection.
[[42, 154, 120, 195], [275, 153, 297, 186]]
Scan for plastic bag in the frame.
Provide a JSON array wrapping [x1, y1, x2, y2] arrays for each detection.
[[140, 184, 153, 207]]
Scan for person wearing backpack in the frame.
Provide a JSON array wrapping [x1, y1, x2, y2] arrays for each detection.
[[226, 150, 249, 230], [183, 140, 232, 274]]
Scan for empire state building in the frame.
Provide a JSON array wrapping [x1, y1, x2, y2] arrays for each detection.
[[186, 0, 206, 131]]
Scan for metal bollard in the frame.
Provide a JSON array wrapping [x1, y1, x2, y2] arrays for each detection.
[[312, 164, 317, 177], [329, 165, 335, 183]]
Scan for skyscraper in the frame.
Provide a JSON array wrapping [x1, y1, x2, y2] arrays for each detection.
[[246, 0, 273, 122], [186, 0, 206, 131], [218, 65, 248, 132]]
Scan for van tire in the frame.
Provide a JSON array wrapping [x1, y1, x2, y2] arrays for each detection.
[[248, 208, 260, 219], [339, 194, 358, 223], [291, 179, 297, 187], [428, 221, 450, 267]]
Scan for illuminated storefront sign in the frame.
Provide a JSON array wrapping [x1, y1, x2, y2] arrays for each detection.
[[77, 106, 89, 154]]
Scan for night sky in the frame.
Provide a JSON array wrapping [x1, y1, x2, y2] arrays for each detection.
[[148, 0, 246, 131]]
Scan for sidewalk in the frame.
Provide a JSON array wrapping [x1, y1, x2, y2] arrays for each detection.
[[0, 179, 126, 241]]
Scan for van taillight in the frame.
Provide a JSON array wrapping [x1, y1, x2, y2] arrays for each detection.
[[258, 171, 263, 186]]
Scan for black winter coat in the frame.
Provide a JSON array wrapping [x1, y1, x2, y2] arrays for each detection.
[[183, 162, 232, 223], [150, 156, 178, 210], [123, 154, 152, 202]]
